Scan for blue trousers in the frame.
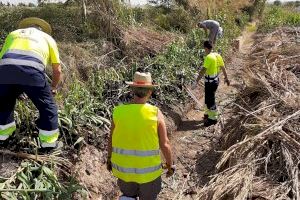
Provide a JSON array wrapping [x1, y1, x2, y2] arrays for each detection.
[[0, 83, 58, 131]]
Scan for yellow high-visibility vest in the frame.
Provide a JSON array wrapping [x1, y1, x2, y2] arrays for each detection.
[[203, 52, 224, 79], [111, 103, 162, 184], [0, 28, 60, 71]]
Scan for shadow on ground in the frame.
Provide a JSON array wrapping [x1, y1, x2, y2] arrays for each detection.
[[177, 120, 204, 131], [195, 148, 222, 186]]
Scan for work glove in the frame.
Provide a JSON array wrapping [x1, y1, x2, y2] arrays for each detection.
[[106, 158, 112, 172], [162, 163, 176, 177], [51, 86, 58, 95], [51, 89, 58, 95]]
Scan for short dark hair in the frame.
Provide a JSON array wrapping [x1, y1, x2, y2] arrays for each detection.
[[132, 87, 152, 98], [203, 41, 213, 50]]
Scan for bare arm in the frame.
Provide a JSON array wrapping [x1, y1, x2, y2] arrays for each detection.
[[158, 109, 172, 166], [107, 122, 115, 159], [51, 63, 62, 91], [221, 66, 230, 86], [106, 122, 115, 171]]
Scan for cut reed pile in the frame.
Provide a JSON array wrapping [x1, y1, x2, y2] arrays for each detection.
[[197, 27, 300, 200], [122, 27, 177, 58], [87, 0, 176, 59]]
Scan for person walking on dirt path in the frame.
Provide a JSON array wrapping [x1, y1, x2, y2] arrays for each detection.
[[0, 17, 62, 150], [198, 20, 223, 46], [107, 71, 174, 200], [194, 41, 230, 127]]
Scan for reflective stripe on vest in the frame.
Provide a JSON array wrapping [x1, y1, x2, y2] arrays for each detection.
[[0, 58, 45, 72], [112, 163, 161, 174], [5, 49, 44, 63], [111, 104, 162, 184], [205, 74, 219, 83], [0, 49, 45, 71], [113, 147, 159, 157]]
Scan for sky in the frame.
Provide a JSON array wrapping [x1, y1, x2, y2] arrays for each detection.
[[1, 0, 147, 5], [1, 0, 56, 4], [0, 0, 297, 5]]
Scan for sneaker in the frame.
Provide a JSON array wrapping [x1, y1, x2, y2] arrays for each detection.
[[204, 119, 217, 127]]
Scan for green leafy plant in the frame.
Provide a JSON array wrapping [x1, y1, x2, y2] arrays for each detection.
[[259, 6, 300, 32], [0, 161, 86, 200]]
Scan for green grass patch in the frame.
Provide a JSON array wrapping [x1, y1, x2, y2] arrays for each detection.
[[259, 6, 300, 32]]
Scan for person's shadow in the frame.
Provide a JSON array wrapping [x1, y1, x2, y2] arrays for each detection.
[[177, 120, 204, 131]]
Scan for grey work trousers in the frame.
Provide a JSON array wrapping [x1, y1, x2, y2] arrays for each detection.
[[118, 176, 162, 200]]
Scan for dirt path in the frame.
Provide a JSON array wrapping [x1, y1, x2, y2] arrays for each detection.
[[69, 23, 258, 200], [159, 23, 257, 200]]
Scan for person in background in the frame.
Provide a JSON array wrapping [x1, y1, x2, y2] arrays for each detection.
[[107, 71, 174, 200], [198, 20, 223, 46], [0, 17, 62, 150], [194, 41, 230, 127]]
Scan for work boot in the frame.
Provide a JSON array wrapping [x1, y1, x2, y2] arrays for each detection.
[[204, 119, 217, 127], [0, 132, 15, 149], [203, 114, 208, 120], [0, 139, 10, 149], [39, 141, 63, 154]]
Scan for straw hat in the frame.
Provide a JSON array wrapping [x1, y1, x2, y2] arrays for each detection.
[[18, 17, 52, 35], [125, 72, 158, 88]]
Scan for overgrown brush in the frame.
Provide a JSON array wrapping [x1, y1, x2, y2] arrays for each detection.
[[197, 27, 300, 200], [259, 5, 300, 32], [0, 1, 257, 197], [0, 155, 86, 199]]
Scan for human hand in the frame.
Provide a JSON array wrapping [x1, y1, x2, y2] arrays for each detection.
[[163, 163, 175, 177], [106, 159, 112, 172], [166, 164, 175, 177], [51, 87, 58, 95]]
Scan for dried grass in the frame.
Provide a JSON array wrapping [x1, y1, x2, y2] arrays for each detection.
[[0, 150, 72, 169], [121, 27, 176, 58], [187, 0, 252, 14], [197, 27, 300, 200]]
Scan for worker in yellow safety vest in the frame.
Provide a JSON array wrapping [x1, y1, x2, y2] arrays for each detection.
[[0, 17, 62, 150], [194, 41, 230, 127], [107, 71, 174, 200]]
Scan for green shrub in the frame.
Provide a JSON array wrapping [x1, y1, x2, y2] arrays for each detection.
[[166, 7, 193, 33], [259, 6, 300, 32], [0, 5, 83, 43], [0, 3, 251, 196], [154, 14, 170, 30]]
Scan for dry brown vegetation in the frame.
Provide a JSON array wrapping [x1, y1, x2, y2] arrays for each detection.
[[122, 27, 177, 58], [197, 27, 300, 200], [187, 0, 252, 13]]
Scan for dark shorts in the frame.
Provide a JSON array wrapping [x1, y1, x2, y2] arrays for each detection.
[[118, 176, 162, 200]]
